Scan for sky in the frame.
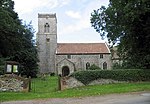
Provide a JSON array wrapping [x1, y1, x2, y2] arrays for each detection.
[[13, 0, 109, 43]]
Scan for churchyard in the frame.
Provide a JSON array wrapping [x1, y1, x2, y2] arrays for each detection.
[[0, 61, 150, 103], [0, 69, 150, 102]]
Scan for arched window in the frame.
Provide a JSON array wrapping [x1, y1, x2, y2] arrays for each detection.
[[44, 23, 50, 33], [103, 62, 107, 70], [86, 62, 90, 70]]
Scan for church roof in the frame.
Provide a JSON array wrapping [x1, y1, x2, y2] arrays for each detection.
[[56, 43, 110, 54]]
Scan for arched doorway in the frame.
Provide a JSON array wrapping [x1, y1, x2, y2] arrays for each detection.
[[62, 66, 70, 76], [103, 62, 107, 70]]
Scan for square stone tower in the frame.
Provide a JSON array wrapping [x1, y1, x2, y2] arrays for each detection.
[[37, 13, 57, 73]]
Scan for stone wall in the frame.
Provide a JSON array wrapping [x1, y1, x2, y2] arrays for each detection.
[[56, 54, 112, 75], [59, 76, 84, 90], [37, 14, 57, 73], [59, 76, 125, 90], [0, 74, 31, 92]]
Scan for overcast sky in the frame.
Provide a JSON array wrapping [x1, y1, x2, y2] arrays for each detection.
[[13, 0, 109, 43]]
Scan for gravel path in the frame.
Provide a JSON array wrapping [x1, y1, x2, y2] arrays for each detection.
[[1, 92, 150, 104]]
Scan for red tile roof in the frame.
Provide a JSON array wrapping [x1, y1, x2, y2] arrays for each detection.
[[56, 43, 110, 54]]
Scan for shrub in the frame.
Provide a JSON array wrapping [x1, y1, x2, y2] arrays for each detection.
[[71, 69, 150, 85], [0, 58, 5, 75], [0, 65, 4, 75], [88, 64, 101, 70], [112, 62, 122, 69], [50, 72, 55, 76]]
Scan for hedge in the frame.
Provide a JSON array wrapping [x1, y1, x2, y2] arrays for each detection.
[[0, 65, 4, 75], [71, 69, 150, 85]]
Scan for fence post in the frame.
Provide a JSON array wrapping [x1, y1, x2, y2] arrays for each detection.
[[58, 75, 61, 90], [28, 76, 31, 92]]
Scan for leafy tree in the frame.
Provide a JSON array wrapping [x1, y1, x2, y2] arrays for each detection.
[[0, 58, 5, 75], [91, 0, 150, 69], [10, 23, 38, 77], [0, 0, 38, 77], [0, 0, 22, 57]]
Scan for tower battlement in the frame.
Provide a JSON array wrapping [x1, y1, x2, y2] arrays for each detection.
[[38, 13, 56, 18]]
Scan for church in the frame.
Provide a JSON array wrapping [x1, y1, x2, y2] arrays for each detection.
[[36, 13, 112, 76]]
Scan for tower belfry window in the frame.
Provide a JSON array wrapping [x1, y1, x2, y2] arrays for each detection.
[[44, 23, 50, 33]]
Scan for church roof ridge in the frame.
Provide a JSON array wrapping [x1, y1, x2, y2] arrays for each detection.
[[57, 43, 110, 54]]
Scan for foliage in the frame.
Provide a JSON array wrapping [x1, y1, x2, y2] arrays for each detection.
[[0, 77, 150, 102], [112, 62, 122, 69], [88, 64, 101, 70], [11, 48, 38, 77], [50, 72, 55, 76], [0, 58, 5, 75], [90, 0, 150, 69], [0, 0, 38, 77], [71, 69, 150, 85], [0, 0, 21, 57], [0, 65, 4, 75]]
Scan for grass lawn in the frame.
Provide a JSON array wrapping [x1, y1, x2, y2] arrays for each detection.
[[0, 76, 150, 102]]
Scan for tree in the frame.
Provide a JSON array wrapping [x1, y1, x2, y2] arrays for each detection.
[[10, 23, 39, 77], [91, 0, 150, 69], [0, 0, 38, 77], [0, 0, 22, 57]]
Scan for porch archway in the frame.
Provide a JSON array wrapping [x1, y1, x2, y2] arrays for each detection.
[[62, 66, 70, 76]]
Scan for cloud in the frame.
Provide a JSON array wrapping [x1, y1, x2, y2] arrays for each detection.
[[13, 0, 109, 43], [13, 0, 70, 14], [59, 15, 90, 35], [59, 0, 71, 7], [14, 0, 47, 14], [65, 11, 81, 19], [59, 0, 109, 36]]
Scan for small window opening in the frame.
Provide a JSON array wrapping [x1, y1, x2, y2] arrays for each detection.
[[100, 54, 103, 58], [103, 62, 107, 70], [44, 23, 50, 33], [46, 38, 50, 42], [67, 55, 71, 59], [86, 62, 90, 70]]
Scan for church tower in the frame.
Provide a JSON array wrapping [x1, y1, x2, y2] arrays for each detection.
[[37, 13, 57, 73]]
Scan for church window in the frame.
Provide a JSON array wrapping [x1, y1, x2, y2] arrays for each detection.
[[44, 23, 50, 33], [103, 62, 107, 70], [67, 55, 71, 59], [100, 54, 103, 58], [46, 38, 50, 42], [86, 62, 90, 70]]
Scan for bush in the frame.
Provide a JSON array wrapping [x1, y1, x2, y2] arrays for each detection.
[[71, 69, 150, 85], [112, 62, 122, 69], [88, 64, 101, 70], [0, 65, 4, 75], [0, 58, 5, 75], [50, 72, 55, 76]]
